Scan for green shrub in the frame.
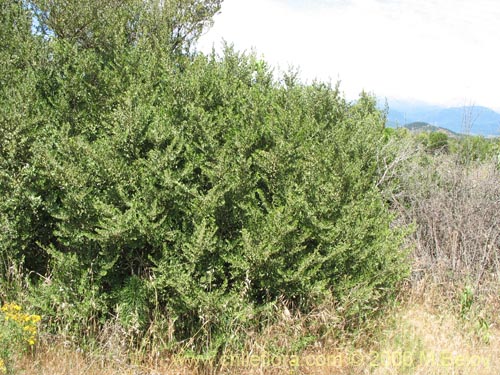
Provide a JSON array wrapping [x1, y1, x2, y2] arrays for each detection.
[[1, 0, 409, 353], [451, 135, 499, 164], [427, 132, 449, 152]]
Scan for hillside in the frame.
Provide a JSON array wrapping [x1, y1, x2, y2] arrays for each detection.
[[402, 121, 461, 137], [386, 103, 500, 136]]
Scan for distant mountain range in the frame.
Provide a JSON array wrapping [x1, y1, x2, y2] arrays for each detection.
[[384, 102, 500, 136]]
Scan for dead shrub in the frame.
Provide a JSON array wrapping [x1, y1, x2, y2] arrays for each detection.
[[390, 151, 500, 292]]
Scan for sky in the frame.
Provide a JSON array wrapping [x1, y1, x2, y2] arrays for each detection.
[[197, 0, 500, 111]]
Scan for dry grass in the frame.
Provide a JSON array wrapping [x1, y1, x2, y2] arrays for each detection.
[[13, 281, 500, 375], [369, 284, 499, 375]]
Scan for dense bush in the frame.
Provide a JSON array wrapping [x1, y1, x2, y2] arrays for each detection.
[[1, 0, 409, 350]]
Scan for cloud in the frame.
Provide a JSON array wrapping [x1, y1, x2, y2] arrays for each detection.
[[198, 0, 500, 110]]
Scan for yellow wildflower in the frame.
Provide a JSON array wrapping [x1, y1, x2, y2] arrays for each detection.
[[1, 302, 41, 347]]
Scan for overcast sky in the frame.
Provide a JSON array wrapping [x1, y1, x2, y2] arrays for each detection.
[[197, 0, 500, 111]]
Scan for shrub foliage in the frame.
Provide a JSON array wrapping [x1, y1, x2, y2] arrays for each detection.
[[0, 0, 408, 348]]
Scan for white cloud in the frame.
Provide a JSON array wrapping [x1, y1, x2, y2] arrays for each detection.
[[198, 0, 500, 110]]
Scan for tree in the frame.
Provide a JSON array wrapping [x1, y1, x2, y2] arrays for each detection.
[[31, 0, 222, 54]]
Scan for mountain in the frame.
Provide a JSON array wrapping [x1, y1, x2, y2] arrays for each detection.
[[385, 102, 500, 136], [419, 107, 500, 135], [403, 122, 460, 137]]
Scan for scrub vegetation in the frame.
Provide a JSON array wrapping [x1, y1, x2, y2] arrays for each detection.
[[1, 0, 499, 373]]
